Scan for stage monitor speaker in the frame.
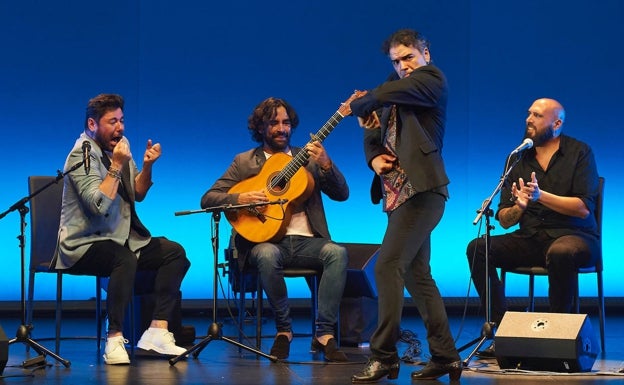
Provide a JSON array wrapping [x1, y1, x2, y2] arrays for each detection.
[[495, 311, 599, 372], [339, 243, 380, 298], [338, 243, 380, 346], [0, 324, 8, 375]]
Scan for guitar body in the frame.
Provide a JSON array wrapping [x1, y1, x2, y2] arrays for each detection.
[[226, 152, 315, 243]]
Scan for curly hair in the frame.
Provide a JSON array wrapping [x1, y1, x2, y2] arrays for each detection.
[[85, 93, 124, 129], [247, 97, 299, 143]]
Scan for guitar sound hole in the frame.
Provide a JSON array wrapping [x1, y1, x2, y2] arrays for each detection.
[[268, 174, 288, 195]]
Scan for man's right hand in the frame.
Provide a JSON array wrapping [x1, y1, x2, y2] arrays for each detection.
[[112, 140, 132, 167], [371, 154, 397, 175], [238, 191, 269, 212]]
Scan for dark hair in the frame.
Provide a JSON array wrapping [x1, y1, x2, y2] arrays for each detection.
[[247, 97, 299, 143], [85, 94, 124, 129], [381, 28, 430, 55]]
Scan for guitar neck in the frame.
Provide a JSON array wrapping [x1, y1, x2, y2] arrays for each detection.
[[274, 110, 345, 185]]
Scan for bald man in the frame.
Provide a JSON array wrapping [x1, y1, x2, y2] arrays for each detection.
[[466, 98, 601, 357]]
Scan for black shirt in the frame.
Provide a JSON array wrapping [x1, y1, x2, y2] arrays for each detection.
[[496, 134, 599, 239]]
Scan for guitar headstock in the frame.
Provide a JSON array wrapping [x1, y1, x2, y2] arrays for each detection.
[[337, 90, 367, 117]]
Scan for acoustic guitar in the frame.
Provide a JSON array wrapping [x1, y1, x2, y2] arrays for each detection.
[[227, 91, 365, 243]]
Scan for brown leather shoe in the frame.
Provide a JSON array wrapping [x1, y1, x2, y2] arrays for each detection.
[[352, 358, 399, 383], [411, 360, 462, 381]]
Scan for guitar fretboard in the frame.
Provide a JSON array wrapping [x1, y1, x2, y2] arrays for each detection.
[[269, 111, 344, 189]]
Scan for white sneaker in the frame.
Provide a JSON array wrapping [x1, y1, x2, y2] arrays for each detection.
[[103, 336, 130, 365], [137, 327, 187, 356]]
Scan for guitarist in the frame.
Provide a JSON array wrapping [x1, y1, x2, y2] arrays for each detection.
[[200, 97, 350, 361]]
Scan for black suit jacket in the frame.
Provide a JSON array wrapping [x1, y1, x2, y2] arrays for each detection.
[[350, 64, 450, 203]]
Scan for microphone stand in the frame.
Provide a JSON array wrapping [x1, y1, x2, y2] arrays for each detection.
[[169, 200, 288, 366], [460, 152, 523, 367], [0, 161, 84, 369]]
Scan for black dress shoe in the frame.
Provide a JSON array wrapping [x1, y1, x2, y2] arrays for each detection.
[[270, 335, 290, 359], [411, 360, 462, 381], [351, 358, 400, 383], [475, 342, 495, 358], [311, 337, 348, 362]]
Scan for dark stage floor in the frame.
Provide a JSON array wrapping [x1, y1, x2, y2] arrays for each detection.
[[2, 305, 624, 384]]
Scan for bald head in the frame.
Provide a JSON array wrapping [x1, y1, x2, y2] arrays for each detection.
[[525, 98, 566, 145], [534, 98, 566, 123]]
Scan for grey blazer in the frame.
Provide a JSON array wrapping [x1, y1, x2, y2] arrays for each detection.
[[53, 133, 150, 270]]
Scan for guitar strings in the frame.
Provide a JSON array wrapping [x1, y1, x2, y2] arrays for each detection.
[[269, 111, 344, 190]]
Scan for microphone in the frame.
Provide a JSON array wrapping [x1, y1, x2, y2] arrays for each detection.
[[82, 141, 91, 175], [247, 199, 289, 223], [510, 138, 533, 155], [250, 207, 267, 223]]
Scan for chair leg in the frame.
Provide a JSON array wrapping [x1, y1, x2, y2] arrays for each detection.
[[528, 274, 535, 312], [237, 274, 246, 353], [26, 270, 35, 327], [26, 270, 36, 353], [574, 275, 581, 313], [96, 277, 103, 353], [256, 278, 263, 349], [597, 272, 606, 352], [55, 272, 63, 355]]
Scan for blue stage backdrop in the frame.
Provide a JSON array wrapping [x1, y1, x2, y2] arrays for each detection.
[[0, 0, 621, 302]]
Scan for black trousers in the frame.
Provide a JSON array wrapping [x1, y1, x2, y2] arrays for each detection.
[[67, 237, 190, 333], [370, 191, 459, 364], [466, 230, 599, 325]]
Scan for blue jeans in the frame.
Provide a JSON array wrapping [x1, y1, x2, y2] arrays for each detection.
[[250, 236, 348, 337]]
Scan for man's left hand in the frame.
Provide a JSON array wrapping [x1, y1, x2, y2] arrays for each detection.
[[144, 139, 162, 166], [305, 138, 331, 171]]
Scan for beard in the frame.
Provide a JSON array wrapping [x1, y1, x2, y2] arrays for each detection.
[[264, 132, 290, 152], [94, 135, 114, 152], [525, 123, 555, 147]]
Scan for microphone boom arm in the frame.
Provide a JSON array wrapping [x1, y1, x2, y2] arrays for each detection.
[[174, 199, 288, 217]]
